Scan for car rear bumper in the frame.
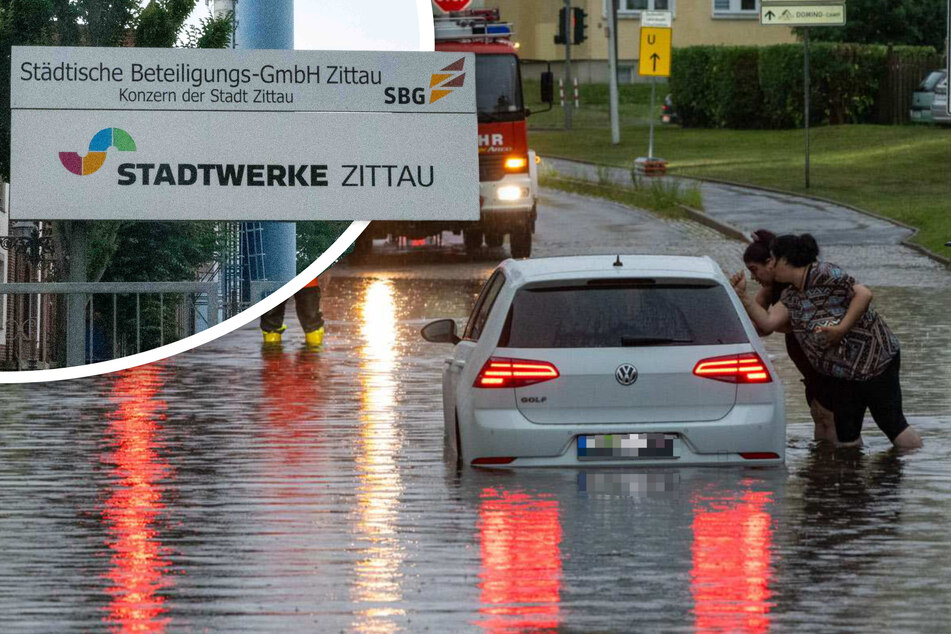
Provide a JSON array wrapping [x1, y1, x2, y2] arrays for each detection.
[[463, 404, 785, 468]]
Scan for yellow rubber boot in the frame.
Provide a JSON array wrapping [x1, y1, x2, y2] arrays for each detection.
[[262, 325, 286, 345], [305, 326, 325, 348]]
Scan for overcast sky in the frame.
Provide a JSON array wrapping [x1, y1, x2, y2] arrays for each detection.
[[179, 0, 428, 51]]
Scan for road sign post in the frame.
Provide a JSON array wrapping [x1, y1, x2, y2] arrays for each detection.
[[608, 0, 621, 144], [636, 12, 672, 174], [762, 1, 846, 188], [802, 27, 810, 189]]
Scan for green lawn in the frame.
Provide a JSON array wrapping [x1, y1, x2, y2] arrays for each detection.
[[526, 94, 951, 255]]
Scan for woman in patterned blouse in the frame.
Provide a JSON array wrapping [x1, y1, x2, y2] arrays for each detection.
[[733, 230, 837, 443], [732, 233, 923, 450]]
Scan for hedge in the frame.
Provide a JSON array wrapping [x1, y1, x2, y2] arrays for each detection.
[[670, 43, 937, 129]]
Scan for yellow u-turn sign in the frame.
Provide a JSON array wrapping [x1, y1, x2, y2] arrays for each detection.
[[639, 27, 672, 77]]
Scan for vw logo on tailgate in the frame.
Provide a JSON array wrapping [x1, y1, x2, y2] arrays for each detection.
[[615, 363, 638, 386]]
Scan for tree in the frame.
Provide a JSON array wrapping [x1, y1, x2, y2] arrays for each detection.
[[95, 1, 234, 284], [0, 2, 233, 362], [797, 0, 947, 51], [297, 222, 351, 274], [0, 1, 234, 283]]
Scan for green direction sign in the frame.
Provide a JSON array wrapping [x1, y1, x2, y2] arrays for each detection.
[[761, 3, 845, 26]]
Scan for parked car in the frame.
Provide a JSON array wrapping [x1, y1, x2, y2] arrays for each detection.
[[421, 255, 786, 468], [931, 77, 950, 125], [911, 70, 946, 123]]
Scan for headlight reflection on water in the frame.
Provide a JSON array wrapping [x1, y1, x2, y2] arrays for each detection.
[[353, 279, 406, 633]]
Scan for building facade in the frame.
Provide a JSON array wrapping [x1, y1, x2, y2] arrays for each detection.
[[491, 0, 796, 82]]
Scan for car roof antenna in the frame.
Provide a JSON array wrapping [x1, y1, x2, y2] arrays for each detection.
[[613, 255, 623, 267]]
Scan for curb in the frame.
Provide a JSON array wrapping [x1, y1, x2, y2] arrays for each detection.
[[677, 205, 749, 243], [541, 154, 950, 267], [540, 173, 749, 242]]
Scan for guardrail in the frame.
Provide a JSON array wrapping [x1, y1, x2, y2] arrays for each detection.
[[0, 281, 218, 366]]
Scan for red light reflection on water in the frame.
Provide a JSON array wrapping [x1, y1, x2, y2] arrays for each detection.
[[477, 488, 562, 633], [101, 366, 171, 633], [691, 487, 774, 634]]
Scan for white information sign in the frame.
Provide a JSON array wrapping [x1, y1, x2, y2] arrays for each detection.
[[760, 4, 845, 26], [640, 11, 672, 28], [11, 46, 479, 221]]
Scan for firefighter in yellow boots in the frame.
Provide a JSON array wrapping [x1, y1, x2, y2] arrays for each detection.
[[261, 272, 328, 347]]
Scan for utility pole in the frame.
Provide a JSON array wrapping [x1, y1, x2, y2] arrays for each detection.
[[607, 0, 620, 144], [563, 0, 573, 130], [234, 0, 297, 287]]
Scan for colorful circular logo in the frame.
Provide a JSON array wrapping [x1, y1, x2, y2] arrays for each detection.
[[59, 128, 136, 176]]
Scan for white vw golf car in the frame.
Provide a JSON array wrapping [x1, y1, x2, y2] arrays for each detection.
[[421, 255, 785, 468]]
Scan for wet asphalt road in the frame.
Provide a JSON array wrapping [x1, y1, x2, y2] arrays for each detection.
[[1, 188, 950, 633]]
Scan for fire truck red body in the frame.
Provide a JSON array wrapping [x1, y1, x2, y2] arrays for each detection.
[[354, 9, 539, 259]]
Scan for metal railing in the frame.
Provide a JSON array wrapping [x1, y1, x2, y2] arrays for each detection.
[[0, 281, 218, 366]]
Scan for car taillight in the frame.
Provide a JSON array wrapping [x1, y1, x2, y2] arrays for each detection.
[[693, 353, 772, 384], [472, 457, 516, 466], [504, 155, 529, 172], [740, 452, 780, 460], [474, 357, 560, 388]]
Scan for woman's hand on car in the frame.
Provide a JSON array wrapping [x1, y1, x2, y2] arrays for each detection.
[[730, 270, 747, 295]]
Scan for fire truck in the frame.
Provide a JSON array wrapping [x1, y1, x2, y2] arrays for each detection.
[[352, 9, 550, 259]]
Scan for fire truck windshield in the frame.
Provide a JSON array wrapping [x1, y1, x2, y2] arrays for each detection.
[[475, 54, 524, 122]]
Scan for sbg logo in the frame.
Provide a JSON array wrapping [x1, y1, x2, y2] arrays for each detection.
[[383, 86, 426, 105], [60, 127, 136, 176], [384, 57, 466, 106]]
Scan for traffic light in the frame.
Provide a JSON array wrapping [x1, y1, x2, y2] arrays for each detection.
[[554, 6, 567, 45], [572, 7, 587, 45]]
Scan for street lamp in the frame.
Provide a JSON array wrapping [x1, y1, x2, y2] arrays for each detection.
[[0, 225, 55, 268]]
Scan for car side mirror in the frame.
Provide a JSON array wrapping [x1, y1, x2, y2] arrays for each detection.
[[421, 319, 460, 344], [540, 71, 554, 104]]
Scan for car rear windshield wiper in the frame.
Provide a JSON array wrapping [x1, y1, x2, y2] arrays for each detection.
[[620, 336, 694, 347]]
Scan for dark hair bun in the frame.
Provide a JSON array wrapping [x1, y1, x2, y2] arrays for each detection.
[[770, 233, 819, 267], [799, 233, 819, 259]]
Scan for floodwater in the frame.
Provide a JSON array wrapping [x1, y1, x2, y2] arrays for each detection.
[[1, 275, 949, 633], [2, 189, 950, 632]]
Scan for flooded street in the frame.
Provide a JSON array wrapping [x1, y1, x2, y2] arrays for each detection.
[[2, 189, 950, 632]]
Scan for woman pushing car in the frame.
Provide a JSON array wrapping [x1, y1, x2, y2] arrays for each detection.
[[731, 232, 923, 450], [733, 230, 837, 443]]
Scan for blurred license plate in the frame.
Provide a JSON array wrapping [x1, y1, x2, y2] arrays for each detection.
[[577, 433, 679, 461]]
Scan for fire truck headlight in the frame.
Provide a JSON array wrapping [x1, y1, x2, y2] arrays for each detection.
[[497, 186, 530, 201]]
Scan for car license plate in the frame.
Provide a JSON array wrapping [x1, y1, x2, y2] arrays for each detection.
[[577, 433, 679, 461], [911, 110, 922, 119]]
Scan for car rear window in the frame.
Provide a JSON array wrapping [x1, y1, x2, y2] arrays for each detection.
[[498, 281, 748, 348], [920, 71, 946, 92]]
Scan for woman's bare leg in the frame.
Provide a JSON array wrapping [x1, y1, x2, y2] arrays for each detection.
[[893, 426, 923, 450], [810, 400, 838, 443]]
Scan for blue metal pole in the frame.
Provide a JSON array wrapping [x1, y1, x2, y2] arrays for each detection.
[[235, 0, 297, 284]]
